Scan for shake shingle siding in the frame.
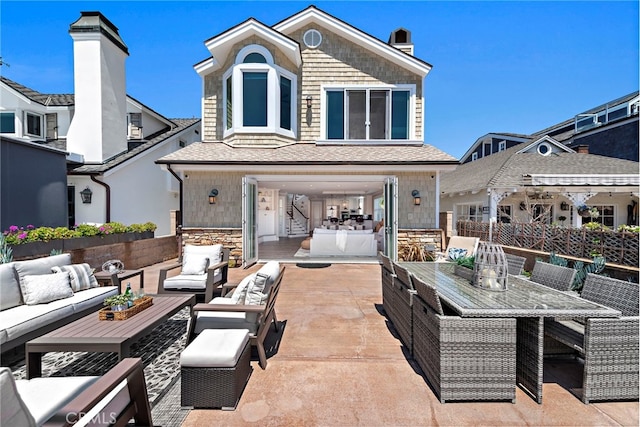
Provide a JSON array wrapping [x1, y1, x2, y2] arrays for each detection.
[[201, 26, 424, 144]]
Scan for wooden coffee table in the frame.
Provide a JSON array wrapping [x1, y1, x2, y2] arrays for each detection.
[[26, 294, 195, 379]]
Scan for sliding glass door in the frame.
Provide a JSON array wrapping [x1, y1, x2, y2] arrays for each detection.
[[383, 176, 398, 261], [242, 176, 258, 267]]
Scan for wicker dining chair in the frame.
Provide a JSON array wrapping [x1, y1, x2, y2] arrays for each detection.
[[411, 275, 517, 403], [505, 253, 527, 276], [531, 261, 576, 291], [544, 274, 639, 403], [390, 262, 416, 355]]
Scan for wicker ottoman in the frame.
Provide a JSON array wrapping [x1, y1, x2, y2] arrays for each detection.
[[180, 329, 251, 410]]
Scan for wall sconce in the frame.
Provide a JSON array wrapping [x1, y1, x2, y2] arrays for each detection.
[[208, 188, 219, 204], [80, 187, 93, 204], [412, 190, 421, 206], [306, 96, 313, 109]]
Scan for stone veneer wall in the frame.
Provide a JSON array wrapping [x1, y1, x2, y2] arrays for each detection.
[[180, 227, 243, 267], [398, 228, 445, 260]]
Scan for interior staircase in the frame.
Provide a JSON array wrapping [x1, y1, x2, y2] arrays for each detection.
[[287, 195, 309, 237]]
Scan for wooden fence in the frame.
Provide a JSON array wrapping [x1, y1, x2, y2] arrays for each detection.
[[457, 220, 639, 267]]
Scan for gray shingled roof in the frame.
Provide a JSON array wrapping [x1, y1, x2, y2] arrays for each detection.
[[1, 76, 74, 106], [156, 141, 458, 165], [69, 118, 200, 174], [441, 145, 640, 194]]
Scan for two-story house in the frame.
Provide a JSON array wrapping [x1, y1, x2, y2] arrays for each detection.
[[156, 5, 458, 264], [0, 12, 201, 235]]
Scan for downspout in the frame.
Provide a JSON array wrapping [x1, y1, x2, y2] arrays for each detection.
[[90, 175, 111, 223], [167, 164, 184, 254], [166, 164, 183, 227]]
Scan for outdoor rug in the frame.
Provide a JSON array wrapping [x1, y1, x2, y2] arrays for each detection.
[[7, 308, 191, 410], [293, 247, 310, 257]]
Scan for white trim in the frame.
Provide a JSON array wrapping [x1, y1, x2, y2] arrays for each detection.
[[516, 135, 575, 154], [203, 19, 301, 72], [24, 111, 43, 138], [273, 7, 431, 77], [164, 163, 458, 174]]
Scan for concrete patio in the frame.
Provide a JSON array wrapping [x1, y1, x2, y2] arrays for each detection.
[[142, 260, 639, 426]]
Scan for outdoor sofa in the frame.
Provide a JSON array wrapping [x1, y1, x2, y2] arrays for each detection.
[[0, 253, 118, 355], [1, 357, 152, 426], [309, 228, 377, 257]]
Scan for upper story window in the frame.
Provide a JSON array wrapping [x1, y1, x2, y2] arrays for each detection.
[[25, 112, 42, 137], [323, 86, 414, 141], [223, 45, 297, 139], [498, 140, 506, 152], [0, 112, 15, 133], [471, 152, 478, 161]]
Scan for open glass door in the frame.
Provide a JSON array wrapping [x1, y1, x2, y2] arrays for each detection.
[[383, 176, 398, 261], [242, 177, 258, 268]]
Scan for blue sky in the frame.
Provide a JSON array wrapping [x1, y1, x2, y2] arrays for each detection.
[[1, 1, 638, 159]]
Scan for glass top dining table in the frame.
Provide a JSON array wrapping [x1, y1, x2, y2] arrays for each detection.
[[398, 262, 622, 403]]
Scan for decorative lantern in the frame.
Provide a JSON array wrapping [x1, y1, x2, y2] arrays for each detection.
[[473, 242, 508, 291]]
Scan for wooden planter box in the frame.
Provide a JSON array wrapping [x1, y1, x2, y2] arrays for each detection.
[[10, 232, 154, 258]]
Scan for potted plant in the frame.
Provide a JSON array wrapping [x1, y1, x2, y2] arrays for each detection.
[[103, 294, 130, 311], [453, 255, 475, 281], [558, 215, 567, 225], [577, 205, 591, 218]]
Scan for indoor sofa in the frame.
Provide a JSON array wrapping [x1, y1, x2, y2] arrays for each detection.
[[0, 253, 119, 355], [309, 228, 377, 257]]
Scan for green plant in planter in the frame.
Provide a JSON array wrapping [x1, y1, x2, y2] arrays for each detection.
[[0, 234, 13, 263], [454, 255, 475, 269], [103, 294, 131, 310]]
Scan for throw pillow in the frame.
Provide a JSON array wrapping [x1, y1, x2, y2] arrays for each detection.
[[244, 273, 270, 305], [0, 368, 36, 427], [447, 248, 468, 261], [181, 254, 209, 275], [51, 264, 98, 292], [20, 272, 73, 305], [230, 273, 257, 304]]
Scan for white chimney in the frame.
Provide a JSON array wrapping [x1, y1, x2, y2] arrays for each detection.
[[67, 12, 129, 163]]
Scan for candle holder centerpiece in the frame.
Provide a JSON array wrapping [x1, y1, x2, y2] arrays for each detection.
[[473, 242, 508, 291]]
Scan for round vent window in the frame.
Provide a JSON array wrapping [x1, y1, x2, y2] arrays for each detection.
[[537, 142, 552, 156], [303, 29, 322, 49]]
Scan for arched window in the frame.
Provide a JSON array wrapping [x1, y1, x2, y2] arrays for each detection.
[[223, 45, 297, 138]]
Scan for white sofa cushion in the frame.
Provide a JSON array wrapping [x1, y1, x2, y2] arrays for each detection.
[[0, 299, 75, 345], [51, 263, 98, 291], [181, 254, 209, 275], [13, 253, 71, 278], [0, 367, 36, 427], [20, 272, 73, 305], [69, 286, 119, 314], [163, 271, 222, 290], [181, 329, 250, 368], [244, 273, 270, 305], [15, 375, 99, 426], [0, 262, 22, 311], [184, 244, 222, 264], [194, 297, 258, 334], [229, 273, 256, 304]]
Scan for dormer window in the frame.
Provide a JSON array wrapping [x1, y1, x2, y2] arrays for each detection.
[[223, 44, 297, 138]]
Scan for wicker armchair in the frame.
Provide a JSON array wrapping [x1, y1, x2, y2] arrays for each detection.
[[390, 262, 416, 355], [531, 261, 576, 291], [544, 274, 639, 403], [411, 275, 517, 402]]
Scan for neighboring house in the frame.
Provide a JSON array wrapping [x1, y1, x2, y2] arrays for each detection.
[[156, 5, 458, 264], [460, 92, 639, 164], [0, 12, 201, 235], [440, 136, 640, 230]]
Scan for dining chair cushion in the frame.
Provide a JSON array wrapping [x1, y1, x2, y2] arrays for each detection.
[[447, 248, 467, 261], [181, 254, 209, 275]]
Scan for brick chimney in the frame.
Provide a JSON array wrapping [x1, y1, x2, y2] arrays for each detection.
[[576, 144, 589, 154], [66, 12, 129, 163]]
